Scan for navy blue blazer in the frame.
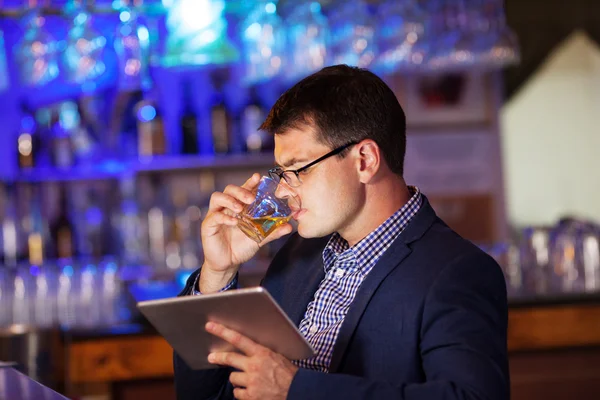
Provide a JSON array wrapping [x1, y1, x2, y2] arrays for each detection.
[[173, 196, 509, 400]]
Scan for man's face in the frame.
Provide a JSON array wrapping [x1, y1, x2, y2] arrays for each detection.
[[273, 126, 363, 239]]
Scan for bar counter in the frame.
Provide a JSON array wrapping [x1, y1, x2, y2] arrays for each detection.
[[55, 293, 600, 400]]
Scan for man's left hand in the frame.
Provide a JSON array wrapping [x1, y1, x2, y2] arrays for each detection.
[[206, 321, 299, 400]]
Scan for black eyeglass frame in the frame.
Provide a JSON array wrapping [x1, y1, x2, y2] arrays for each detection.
[[268, 141, 358, 187]]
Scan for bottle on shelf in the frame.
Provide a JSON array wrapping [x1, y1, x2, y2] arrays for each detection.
[[117, 175, 146, 265], [81, 187, 106, 259], [210, 91, 234, 155], [147, 175, 169, 268], [16, 103, 38, 169], [241, 88, 272, 153], [165, 185, 185, 270], [136, 86, 166, 158], [180, 80, 199, 155], [24, 184, 45, 266], [1, 183, 19, 267], [49, 184, 76, 259], [61, 101, 97, 164], [50, 106, 74, 169]]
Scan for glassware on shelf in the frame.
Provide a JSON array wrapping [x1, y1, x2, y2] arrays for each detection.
[[373, 0, 430, 74], [549, 219, 600, 294], [485, 0, 521, 67], [240, 0, 286, 85], [32, 264, 58, 328], [0, 268, 14, 327], [425, 0, 467, 71], [12, 264, 35, 327], [163, 0, 239, 67], [14, 7, 60, 87], [16, 104, 38, 170], [284, 1, 329, 83], [114, 5, 151, 91], [56, 259, 77, 328], [519, 226, 551, 295], [0, 30, 9, 91], [63, 3, 107, 83], [328, 0, 377, 69]]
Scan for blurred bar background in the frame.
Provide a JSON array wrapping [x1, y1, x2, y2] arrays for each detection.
[[0, 0, 598, 399]]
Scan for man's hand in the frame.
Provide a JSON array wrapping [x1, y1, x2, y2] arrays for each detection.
[[206, 322, 299, 400]]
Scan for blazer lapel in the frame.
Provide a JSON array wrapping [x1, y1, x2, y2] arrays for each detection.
[[287, 258, 325, 327], [263, 234, 328, 327], [328, 196, 438, 372], [328, 241, 412, 372]]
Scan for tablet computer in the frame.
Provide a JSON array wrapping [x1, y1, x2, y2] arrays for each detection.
[[137, 287, 315, 370]]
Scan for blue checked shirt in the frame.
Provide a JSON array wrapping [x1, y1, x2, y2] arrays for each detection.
[[294, 187, 422, 372], [191, 273, 238, 294]]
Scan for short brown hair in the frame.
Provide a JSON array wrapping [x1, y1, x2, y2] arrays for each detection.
[[260, 64, 407, 175]]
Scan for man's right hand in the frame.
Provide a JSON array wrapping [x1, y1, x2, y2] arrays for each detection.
[[198, 173, 293, 293]]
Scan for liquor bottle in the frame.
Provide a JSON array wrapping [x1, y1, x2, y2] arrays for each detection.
[[180, 81, 199, 155], [241, 90, 271, 153], [61, 101, 97, 164], [25, 184, 45, 265], [50, 185, 75, 259], [1, 183, 18, 267], [117, 175, 146, 264], [210, 92, 233, 154], [147, 175, 169, 268], [51, 107, 74, 169], [83, 187, 106, 258], [16, 103, 38, 169], [136, 87, 166, 158]]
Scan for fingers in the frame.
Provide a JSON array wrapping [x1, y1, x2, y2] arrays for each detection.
[[203, 211, 239, 230], [229, 371, 248, 388], [233, 387, 248, 399], [208, 192, 247, 214], [206, 322, 260, 356], [240, 173, 261, 191], [207, 350, 247, 370]]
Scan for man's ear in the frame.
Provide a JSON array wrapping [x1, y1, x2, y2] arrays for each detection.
[[354, 140, 380, 184]]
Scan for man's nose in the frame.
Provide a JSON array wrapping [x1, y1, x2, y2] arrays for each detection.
[[275, 181, 294, 199]]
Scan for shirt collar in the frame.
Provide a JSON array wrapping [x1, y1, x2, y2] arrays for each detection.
[[322, 186, 422, 273]]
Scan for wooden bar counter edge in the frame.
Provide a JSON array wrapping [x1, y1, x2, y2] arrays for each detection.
[[65, 301, 600, 384]]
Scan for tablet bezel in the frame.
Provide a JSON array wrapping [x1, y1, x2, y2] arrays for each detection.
[[137, 287, 315, 370]]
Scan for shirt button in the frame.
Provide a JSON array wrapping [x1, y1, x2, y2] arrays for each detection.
[[309, 325, 318, 334], [335, 269, 345, 278]]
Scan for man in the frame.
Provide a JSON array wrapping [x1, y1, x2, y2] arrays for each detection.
[[174, 65, 509, 400]]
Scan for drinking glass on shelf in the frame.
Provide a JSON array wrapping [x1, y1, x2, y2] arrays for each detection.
[[114, 5, 150, 91], [57, 259, 78, 328], [425, 0, 468, 71], [0, 30, 9, 91], [284, 1, 329, 83], [328, 0, 377, 69], [548, 219, 595, 294], [63, 2, 107, 83], [0, 268, 14, 328], [486, 241, 522, 297], [518, 227, 551, 295], [373, 0, 430, 74], [582, 229, 600, 292], [485, 0, 520, 67], [12, 264, 35, 327], [14, 6, 60, 86], [240, 0, 286, 85], [32, 263, 58, 328]]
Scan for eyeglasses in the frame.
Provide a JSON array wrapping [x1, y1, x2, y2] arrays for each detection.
[[268, 141, 358, 187]]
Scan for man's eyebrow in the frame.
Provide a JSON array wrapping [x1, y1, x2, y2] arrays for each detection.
[[278, 157, 309, 168]]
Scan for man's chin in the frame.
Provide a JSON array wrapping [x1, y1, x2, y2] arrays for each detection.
[[297, 224, 332, 239]]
